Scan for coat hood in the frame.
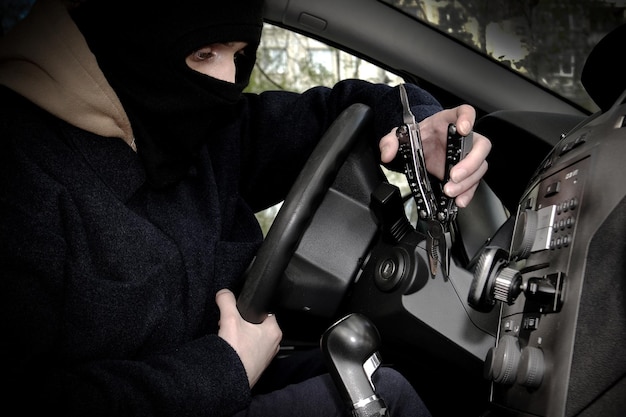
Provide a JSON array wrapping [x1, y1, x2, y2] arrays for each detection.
[[0, 0, 135, 149]]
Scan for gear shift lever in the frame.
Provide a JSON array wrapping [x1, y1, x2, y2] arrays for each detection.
[[321, 313, 390, 417]]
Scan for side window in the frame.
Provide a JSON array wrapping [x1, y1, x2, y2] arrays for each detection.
[[259, 47, 288, 75], [248, 23, 405, 93], [249, 24, 412, 234]]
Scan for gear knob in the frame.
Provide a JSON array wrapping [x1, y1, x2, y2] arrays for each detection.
[[321, 313, 390, 417]]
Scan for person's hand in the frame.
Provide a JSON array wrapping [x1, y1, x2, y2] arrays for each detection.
[[215, 289, 282, 388], [379, 104, 491, 208]]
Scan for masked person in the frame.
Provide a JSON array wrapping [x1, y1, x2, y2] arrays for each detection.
[[0, 0, 491, 416]]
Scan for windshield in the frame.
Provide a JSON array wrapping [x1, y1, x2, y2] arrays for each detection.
[[380, 0, 626, 113]]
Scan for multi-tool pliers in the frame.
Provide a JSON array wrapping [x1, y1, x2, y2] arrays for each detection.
[[395, 84, 473, 278]]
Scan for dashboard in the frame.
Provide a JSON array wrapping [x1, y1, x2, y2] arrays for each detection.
[[471, 91, 626, 416]]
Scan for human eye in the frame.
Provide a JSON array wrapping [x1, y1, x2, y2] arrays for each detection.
[[234, 48, 247, 63], [189, 47, 215, 62]]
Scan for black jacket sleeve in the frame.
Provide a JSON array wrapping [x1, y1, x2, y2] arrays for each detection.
[[235, 79, 442, 211]]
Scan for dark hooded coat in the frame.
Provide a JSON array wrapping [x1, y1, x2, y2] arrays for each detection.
[[0, 0, 442, 415]]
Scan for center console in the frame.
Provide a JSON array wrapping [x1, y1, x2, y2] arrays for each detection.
[[470, 93, 626, 416]]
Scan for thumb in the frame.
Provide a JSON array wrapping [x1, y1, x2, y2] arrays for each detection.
[[215, 289, 236, 313]]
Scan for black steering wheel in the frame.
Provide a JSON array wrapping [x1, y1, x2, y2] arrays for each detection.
[[237, 103, 373, 323]]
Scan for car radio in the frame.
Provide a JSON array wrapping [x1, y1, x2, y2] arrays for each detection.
[[469, 92, 626, 416]]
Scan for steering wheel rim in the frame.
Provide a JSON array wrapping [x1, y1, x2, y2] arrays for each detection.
[[237, 103, 373, 323]]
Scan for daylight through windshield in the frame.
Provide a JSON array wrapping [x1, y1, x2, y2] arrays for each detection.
[[381, 0, 626, 113]]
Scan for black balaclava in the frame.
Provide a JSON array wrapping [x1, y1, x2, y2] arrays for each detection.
[[70, 0, 264, 188]]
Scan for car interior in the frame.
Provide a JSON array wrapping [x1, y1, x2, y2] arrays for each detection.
[[234, 1, 626, 416], [2, 0, 624, 416]]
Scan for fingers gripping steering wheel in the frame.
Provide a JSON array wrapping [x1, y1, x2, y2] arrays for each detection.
[[237, 103, 373, 323]]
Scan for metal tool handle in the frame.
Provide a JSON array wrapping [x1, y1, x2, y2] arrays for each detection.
[[397, 126, 436, 220], [436, 123, 474, 223]]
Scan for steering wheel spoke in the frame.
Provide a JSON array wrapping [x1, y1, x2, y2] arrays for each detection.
[[237, 104, 374, 323]]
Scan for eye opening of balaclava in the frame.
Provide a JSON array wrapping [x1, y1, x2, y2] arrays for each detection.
[[70, 0, 264, 188]]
